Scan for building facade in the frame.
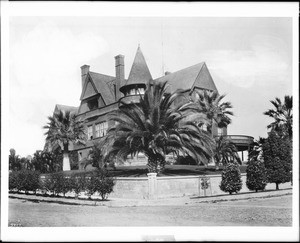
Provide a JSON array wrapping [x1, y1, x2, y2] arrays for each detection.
[[53, 46, 252, 168]]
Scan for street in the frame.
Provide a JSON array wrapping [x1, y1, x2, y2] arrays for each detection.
[[8, 195, 292, 227]]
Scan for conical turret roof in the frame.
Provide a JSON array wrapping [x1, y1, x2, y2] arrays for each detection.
[[122, 46, 152, 89]]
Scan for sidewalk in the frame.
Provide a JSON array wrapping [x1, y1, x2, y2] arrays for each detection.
[[9, 188, 292, 207]]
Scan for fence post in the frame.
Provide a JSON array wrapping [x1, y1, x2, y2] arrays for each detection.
[[147, 173, 157, 199]]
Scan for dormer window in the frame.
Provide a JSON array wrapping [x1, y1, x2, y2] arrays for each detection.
[[87, 98, 98, 110]]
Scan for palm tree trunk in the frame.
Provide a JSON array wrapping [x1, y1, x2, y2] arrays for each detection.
[[63, 144, 71, 171], [147, 154, 166, 175]]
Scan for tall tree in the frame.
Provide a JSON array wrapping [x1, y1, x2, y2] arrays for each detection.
[[31, 150, 62, 173], [105, 80, 214, 174], [263, 95, 293, 141], [262, 131, 292, 190], [193, 90, 233, 134], [43, 110, 86, 171]]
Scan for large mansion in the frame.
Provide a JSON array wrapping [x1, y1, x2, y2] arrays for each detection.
[[51, 46, 253, 168]]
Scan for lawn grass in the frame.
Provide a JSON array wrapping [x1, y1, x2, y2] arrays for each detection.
[[43, 164, 247, 178]]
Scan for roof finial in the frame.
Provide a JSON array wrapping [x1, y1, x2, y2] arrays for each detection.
[[138, 43, 140, 49]]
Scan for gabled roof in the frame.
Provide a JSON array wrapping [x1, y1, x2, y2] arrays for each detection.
[[123, 46, 152, 87], [154, 62, 218, 93], [54, 104, 78, 115], [80, 72, 116, 104], [193, 63, 218, 91]]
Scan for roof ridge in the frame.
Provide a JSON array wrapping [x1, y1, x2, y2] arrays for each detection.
[[56, 104, 78, 109], [89, 71, 115, 79], [155, 62, 205, 79]]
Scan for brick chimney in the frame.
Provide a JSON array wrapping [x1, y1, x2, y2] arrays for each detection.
[[80, 64, 90, 88], [114, 55, 125, 101]]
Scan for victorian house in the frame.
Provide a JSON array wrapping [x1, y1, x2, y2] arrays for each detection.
[[52, 46, 253, 168]]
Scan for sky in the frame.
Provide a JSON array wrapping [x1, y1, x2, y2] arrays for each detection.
[[8, 16, 293, 157]]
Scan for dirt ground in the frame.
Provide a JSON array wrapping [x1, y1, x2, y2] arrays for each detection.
[[8, 194, 292, 227]]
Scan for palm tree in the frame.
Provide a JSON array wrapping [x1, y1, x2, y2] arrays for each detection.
[[9, 148, 21, 171], [104, 80, 214, 174], [43, 110, 86, 171], [192, 90, 233, 134], [248, 137, 266, 162], [264, 95, 293, 141], [214, 136, 241, 169], [82, 141, 106, 170]]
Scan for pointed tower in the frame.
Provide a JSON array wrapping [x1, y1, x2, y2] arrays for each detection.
[[119, 46, 152, 101]]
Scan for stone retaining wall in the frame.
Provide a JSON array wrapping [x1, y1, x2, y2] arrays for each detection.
[[109, 173, 292, 199]]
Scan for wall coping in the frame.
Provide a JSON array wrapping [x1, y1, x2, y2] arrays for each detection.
[[114, 177, 148, 181], [41, 173, 247, 181]]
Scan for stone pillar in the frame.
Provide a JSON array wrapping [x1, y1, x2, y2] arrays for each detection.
[[147, 173, 157, 199]]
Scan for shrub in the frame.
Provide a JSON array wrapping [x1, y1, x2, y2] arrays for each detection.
[[94, 169, 115, 200], [246, 160, 267, 192], [41, 174, 55, 196], [85, 175, 98, 199], [9, 171, 19, 192], [11, 170, 41, 194], [200, 176, 210, 196], [69, 174, 86, 199], [262, 131, 292, 190], [220, 162, 242, 194], [51, 173, 70, 196]]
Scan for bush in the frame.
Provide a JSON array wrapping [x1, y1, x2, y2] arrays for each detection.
[[262, 131, 292, 190], [94, 169, 115, 200], [10, 170, 41, 194], [220, 162, 242, 194], [246, 160, 267, 192], [9, 171, 20, 192], [40, 174, 55, 196], [85, 175, 98, 199], [69, 174, 86, 199], [51, 173, 71, 197]]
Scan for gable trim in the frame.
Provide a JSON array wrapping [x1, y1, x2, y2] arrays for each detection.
[[80, 73, 99, 100], [191, 63, 218, 92]]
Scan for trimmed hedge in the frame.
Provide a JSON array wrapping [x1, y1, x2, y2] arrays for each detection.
[[9, 168, 115, 201], [246, 160, 267, 192], [9, 170, 40, 194], [219, 162, 242, 194]]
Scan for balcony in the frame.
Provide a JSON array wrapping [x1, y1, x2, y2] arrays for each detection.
[[216, 135, 254, 151]]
